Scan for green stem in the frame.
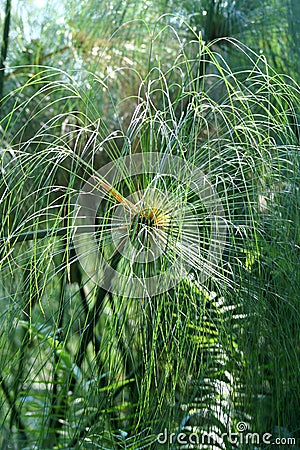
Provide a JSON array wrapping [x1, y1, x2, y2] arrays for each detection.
[[0, 228, 68, 243], [67, 251, 122, 396], [0, 0, 11, 102], [43, 204, 69, 446], [0, 372, 28, 445], [47, 273, 66, 444]]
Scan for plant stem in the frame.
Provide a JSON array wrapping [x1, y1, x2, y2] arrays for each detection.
[[0, 372, 28, 445], [46, 210, 69, 446], [66, 250, 122, 397], [47, 273, 66, 444], [0, 228, 68, 244], [0, 0, 11, 102]]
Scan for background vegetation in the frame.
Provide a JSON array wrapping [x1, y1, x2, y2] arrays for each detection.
[[0, 0, 299, 449]]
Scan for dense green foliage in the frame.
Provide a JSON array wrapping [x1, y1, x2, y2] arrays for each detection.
[[0, 1, 299, 449]]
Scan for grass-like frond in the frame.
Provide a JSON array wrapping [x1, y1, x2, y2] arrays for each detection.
[[0, 30, 299, 449]]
